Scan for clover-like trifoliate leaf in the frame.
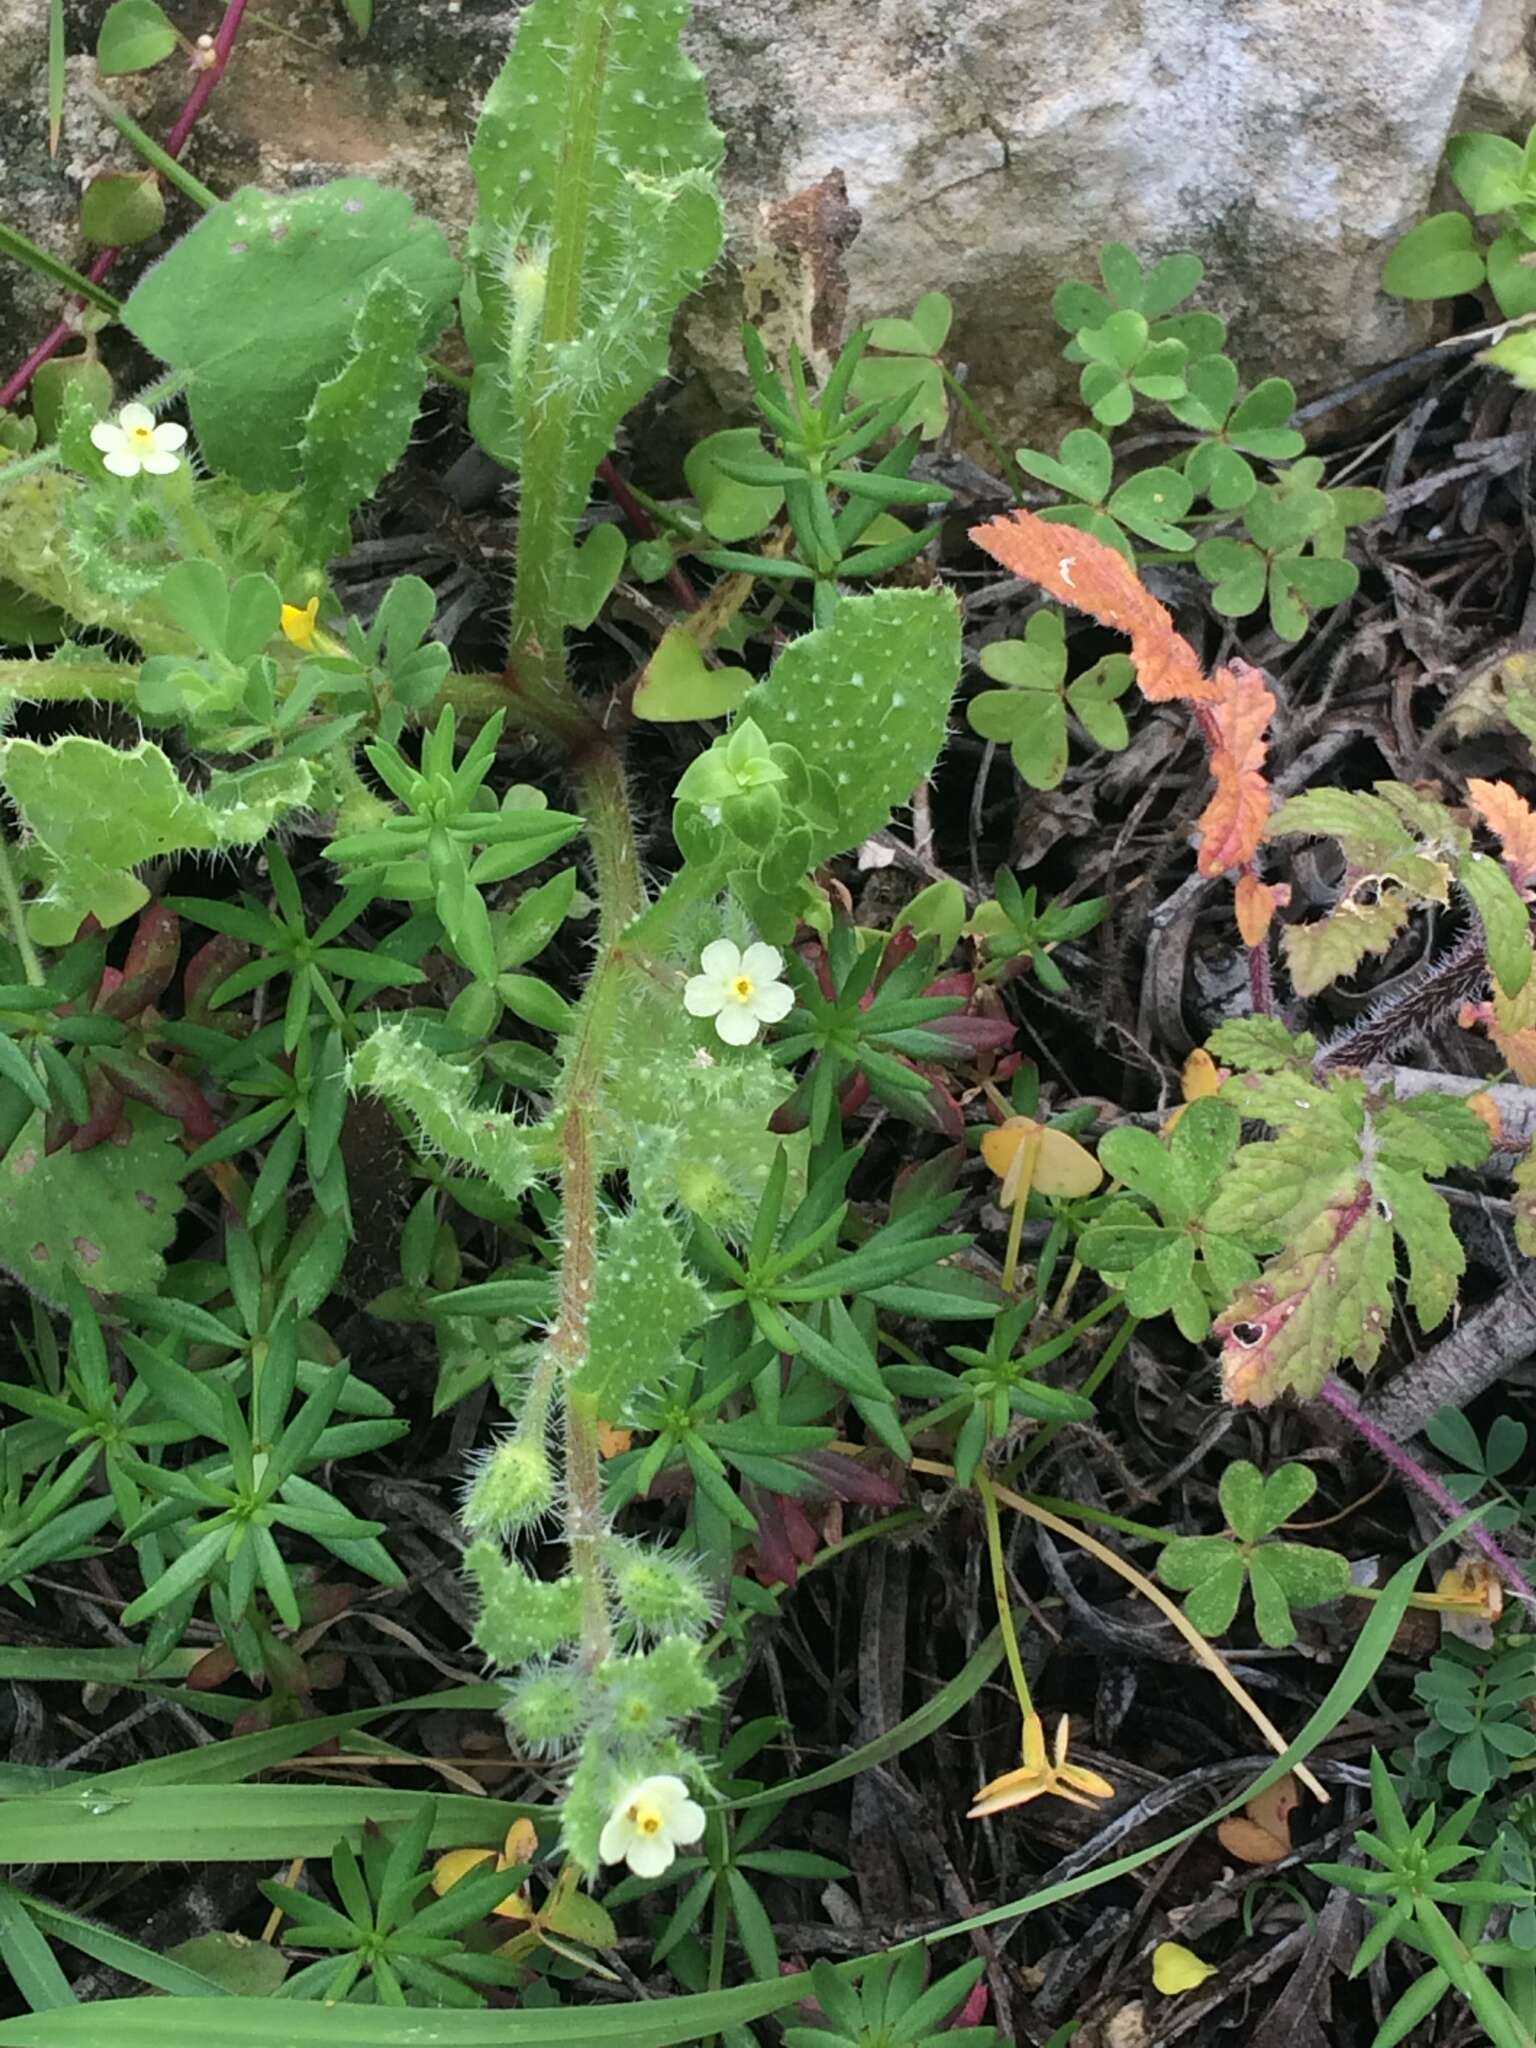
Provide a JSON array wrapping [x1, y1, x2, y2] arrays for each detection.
[[1077, 1100, 1258, 1341], [1159, 1460, 1351, 1645]]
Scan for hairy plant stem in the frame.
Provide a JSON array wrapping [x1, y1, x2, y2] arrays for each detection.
[[1319, 1376, 1536, 1610], [0, 825, 43, 987]]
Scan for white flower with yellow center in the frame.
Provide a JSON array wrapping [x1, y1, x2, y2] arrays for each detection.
[[89, 402, 187, 479], [683, 939, 793, 1047], [598, 1773, 705, 1878]]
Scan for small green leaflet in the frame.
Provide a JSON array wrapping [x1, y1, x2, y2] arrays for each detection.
[[570, 1201, 708, 1412]]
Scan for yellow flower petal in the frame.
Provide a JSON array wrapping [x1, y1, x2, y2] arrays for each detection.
[[1152, 1942, 1217, 1996], [502, 1817, 539, 1867], [431, 1846, 496, 1895], [281, 596, 320, 649]]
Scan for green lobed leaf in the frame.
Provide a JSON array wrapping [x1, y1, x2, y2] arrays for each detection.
[[0, 736, 311, 944], [122, 180, 459, 491], [0, 1103, 185, 1305]]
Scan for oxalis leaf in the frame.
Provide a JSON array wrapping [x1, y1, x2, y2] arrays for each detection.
[[462, 0, 723, 516], [570, 1200, 709, 1413], [122, 179, 459, 492], [0, 736, 311, 945], [1204, 1079, 1489, 1404], [746, 586, 962, 863], [0, 1104, 185, 1305]]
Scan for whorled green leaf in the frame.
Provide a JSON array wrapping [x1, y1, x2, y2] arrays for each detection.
[[570, 1199, 709, 1412], [746, 586, 961, 863], [122, 180, 459, 491], [0, 1104, 185, 1305]]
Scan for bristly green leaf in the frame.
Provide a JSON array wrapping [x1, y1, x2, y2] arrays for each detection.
[[462, 0, 723, 522], [295, 273, 443, 563], [0, 736, 311, 945], [349, 1027, 542, 1204], [122, 180, 458, 491], [570, 1200, 709, 1412], [746, 586, 961, 863]]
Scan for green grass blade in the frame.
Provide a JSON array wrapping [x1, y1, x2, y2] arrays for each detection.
[[47, 0, 65, 157], [0, 223, 118, 313], [0, 1786, 538, 1866], [0, 1885, 74, 2012]]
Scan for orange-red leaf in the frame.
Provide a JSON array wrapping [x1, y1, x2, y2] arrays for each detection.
[[1467, 777, 1536, 889], [969, 510, 1216, 704], [1234, 872, 1290, 948], [1194, 663, 1276, 877]]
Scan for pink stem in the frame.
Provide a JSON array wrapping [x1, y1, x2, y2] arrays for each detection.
[[0, 0, 251, 410], [1319, 1375, 1536, 1610], [1247, 934, 1274, 1017]]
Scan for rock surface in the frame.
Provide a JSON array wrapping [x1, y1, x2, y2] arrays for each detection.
[[2, 1, 1536, 434]]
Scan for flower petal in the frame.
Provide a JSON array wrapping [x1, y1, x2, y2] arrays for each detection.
[[738, 942, 783, 983], [117, 402, 155, 433], [139, 449, 182, 475], [431, 1847, 495, 1895], [101, 449, 142, 478], [746, 980, 794, 1025], [89, 422, 125, 454], [713, 1003, 761, 1046], [966, 1773, 1044, 1820], [683, 974, 727, 1017], [668, 1797, 706, 1846], [623, 1832, 675, 1879], [1152, 1942, 1216, 1996], [152, 421, 188, 451], [698, 939, 742, 979], [598, 1813, 635, 1866]]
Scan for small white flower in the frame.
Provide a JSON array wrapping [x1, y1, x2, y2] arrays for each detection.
[[683, 939, 793, 1047], [89, 402, 187, 479], [598, 1773, 705, 1878]]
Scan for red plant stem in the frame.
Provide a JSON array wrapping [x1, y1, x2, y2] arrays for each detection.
[[1247, 933, 1273, 1016], [1318, 1375, 1536, 1610], [0, 0, 251, 410], [597, 454, 699, 612]]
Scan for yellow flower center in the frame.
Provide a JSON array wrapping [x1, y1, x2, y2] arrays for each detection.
[[730, 975, 754, 1002], [128, 424, 157, 450], [629, 1801, 665, 1837]]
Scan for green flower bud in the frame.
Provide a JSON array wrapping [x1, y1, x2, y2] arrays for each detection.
[[463, 1433, 555, 1538], [608, 1541, 714, 1640], [504, 1661, 591, 1758]]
